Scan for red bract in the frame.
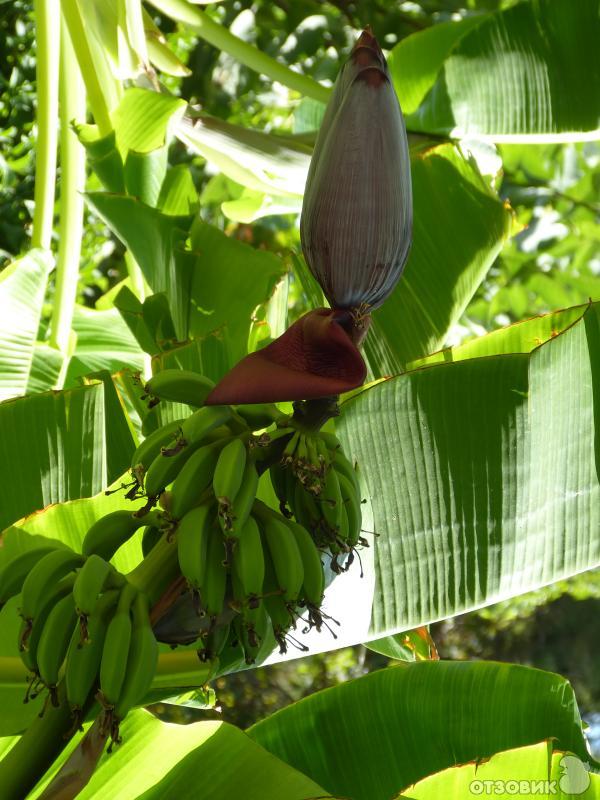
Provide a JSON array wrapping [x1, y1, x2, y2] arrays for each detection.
[[205, 309, 367, 405]]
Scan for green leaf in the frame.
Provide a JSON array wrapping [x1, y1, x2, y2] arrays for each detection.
[[249, 662, 594, 800], [157, 165, 199, 216], [112, 88, 187, 154], [26, 344, 65, 394], [365, 144, 512, 373], [124, 146, 169, 207], [75, 126, 125, 193], [0, 249, 53, 402], [176, 113, 311, 197], [395, 741, 600, 798], [31, 711, 329, 800], [408, 303, 589, 369], [221, 190, 302, 223], [65, 306, 145, 385], [336, 304, 600, 642], [188, 218, 286, 363], [84, 193, 195, 341], [0, 382, 134, 531], [390, 0, 600, 142]]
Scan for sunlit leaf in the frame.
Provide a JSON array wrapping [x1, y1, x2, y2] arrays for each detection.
[[0, 249, 53, 402], [249, 662, 594, 800]]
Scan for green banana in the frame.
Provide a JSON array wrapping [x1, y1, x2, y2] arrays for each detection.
[[332, 447, 360, 495], [65, 589, 119, 713], [231, 515, 265, 602], [261, 552, 295, 655], [36, 592, 78, 694], [180, 405, 233, 445], [213, 437, 247, 505], [114, 592, 158, 722], [141, 526, 163, 558], [233, 603, 269, 665], [234, 403, 286, 430], [200, 529, 228, 619], [198, 621, 230, 662], [256, 507, 304, 605], [82, 509, 160, 561], [144, 437, 207, 499], [130, 418, 186, 472], [336, 470, 362, 548], [19, 574, 76, 674], [177, 502, 215, 593], [99, 582, 138, 707], [0, 545, 58, 607], [318, 465, 343, 532], [170, 439, 227, 519], [286, 519, 325, 609], [222, 458, 259, 537], [19, 548, 83, 625], [73, 554, 125, 641], [144, 369, 215, 407]]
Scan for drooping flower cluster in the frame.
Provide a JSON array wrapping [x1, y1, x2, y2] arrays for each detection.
[[207, 29, 412, 405]]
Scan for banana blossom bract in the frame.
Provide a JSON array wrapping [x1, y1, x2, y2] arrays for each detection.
[[300, 29, 412, 312]]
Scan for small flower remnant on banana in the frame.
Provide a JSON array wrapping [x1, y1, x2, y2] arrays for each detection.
[[300, 27, 413, 313]]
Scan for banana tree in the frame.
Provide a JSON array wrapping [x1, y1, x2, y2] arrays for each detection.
[[0, 0, 598, 796]]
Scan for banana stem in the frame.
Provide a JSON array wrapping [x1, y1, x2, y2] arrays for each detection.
[[291, 397, 340, 432], [126, 533, 180, 604], [31, 0, 61, 250], [146, 0, 330, 104], [0, 683, 72, 800], [48, 16, 87, 365]]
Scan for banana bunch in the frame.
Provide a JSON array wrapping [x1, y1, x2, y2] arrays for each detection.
[[11, 539, 157, 744], [269, 431, 365, 572]]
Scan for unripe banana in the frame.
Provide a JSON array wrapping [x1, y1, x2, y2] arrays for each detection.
[[144, 437, 207, 499], [198, 621, 230, 662], [114, 592, 158, 722], [200, 530, 228, 619], [233, 604, 269, 665], [319, 466, 343, 532], [255, 507, 304, 604], [336, 470, 362, 548], [331, 448, 360, 497], [36, 593, 78, 693], [180, 405, 233, 445], [269, 463, 288, 505], [144, 369, 215, 407], [141, 526, 162, 558], [317, 431, 342, 453], [222, 459, 259, 537], [99, 583, 138, 707], [293, 481, 319, 537], [285, 519, 325, 609], [170, 439, 227, 519], [65, 589, 119, 713], [233, 403, 286, 430], [82, 509, 160, 561], [0, 545, 58, 607], [19, 574, 76, 674], [73, 555, 125, 642], [130, 418, 186, 472], [177, 502, 215, 592], [213, 438, 247, 506], [232, 515, 265, 601], [19, 548, 83, 625]]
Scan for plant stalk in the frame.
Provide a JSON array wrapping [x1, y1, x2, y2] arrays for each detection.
[[0, 683, 73, 800], [60, 0, 114, 136], [31, 0, 61, 250], [48, 16, 87, 365], [146, 0, 330, 104]]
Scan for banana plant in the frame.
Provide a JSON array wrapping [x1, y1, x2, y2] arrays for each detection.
[[0, 0, 599, 797]]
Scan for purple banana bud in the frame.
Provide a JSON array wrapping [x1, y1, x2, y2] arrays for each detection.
[[300, 29, 413, 312]]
